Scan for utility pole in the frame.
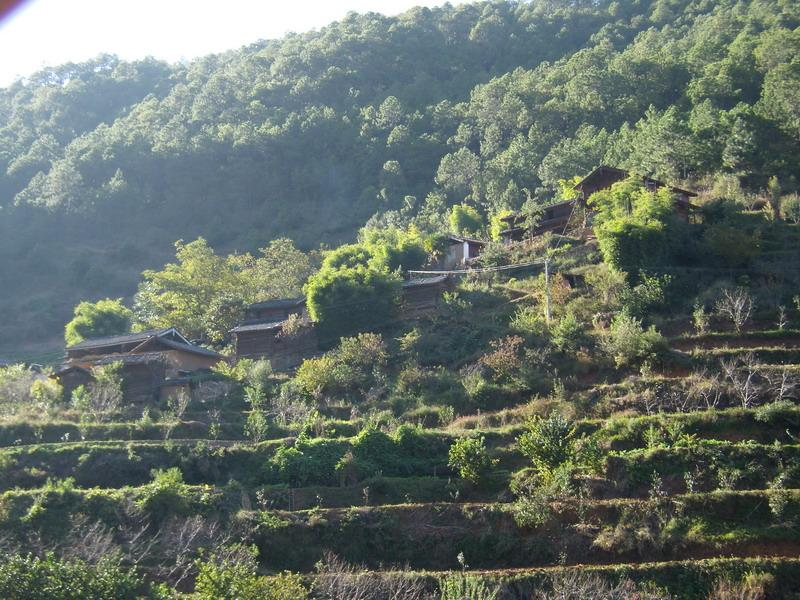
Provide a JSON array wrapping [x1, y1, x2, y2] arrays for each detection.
[[544, 256, 552, 324]]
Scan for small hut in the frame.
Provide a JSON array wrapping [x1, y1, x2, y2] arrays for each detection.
[[401, 275, 452, 318]]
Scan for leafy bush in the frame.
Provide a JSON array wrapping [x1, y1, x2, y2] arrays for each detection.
[[782, 193, 800, 224], [448, 436, 496, 485], [271, 436, 349, 487], [350, 428, 397, 478], [619, 274, 672, 318], [194, 546, 307, 600], [306, 261, 400, 344], [439, 573, 498, 600], [693, 302, 710, 334], [64, 298, 133, 347], [0, 364, 39, 409], [582, 263, 627, 311], [510, 464, 573, 528], [29, 378, 64, 410], [510, 305, 548, 336], [551, 313, 584, 352], [22, 477, 80, 534], [393, 364, 470, 412], [479, 335, 525, 383], [449, 204, 483, 237], [704, 225, 762, 267], [361, 226, 428, 272], [517, 414, 576, 473], [295, 333, 388, 403], [594, 187, 673, 273], [70, 362, 126, 422], [0, 554, 144, 600], [600, 313, 664, 367], [137, 467, 191, 518]]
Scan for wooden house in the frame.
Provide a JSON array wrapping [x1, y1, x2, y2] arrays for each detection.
[[499, 166, 698, 244], [401, 275, 452, 318], [574, 165, 698, 221], [243, 298, 307, 323], [56, 328, 225, 403], [230, 318, 318, 371], [499, 199, 577, 244], [442, 235, 486, 270]]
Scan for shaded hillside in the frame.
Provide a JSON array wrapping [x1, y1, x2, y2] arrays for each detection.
[[1, 0, 799, 347]]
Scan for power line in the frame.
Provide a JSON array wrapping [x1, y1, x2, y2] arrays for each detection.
[[408, 258, 545, 276]]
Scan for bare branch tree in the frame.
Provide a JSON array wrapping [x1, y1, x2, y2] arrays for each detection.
[[763, 368, 797, 402], [777, 305, 788, 330], [313, 552, 432, 600], [533, 571, 672, 600], [715, 288, 754, 334], [720, 353, 761, 409], [687, 368, 722, 410], [162, 389, 191, 440]]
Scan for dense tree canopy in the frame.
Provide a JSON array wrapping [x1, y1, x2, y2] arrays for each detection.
[[1, 0, 799, 348], [133, 237, 314, 341], [64, 298, 133, 346], [591, 177, 679, 275]]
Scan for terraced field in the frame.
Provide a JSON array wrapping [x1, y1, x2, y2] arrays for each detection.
[[1, 321, 799, 598]]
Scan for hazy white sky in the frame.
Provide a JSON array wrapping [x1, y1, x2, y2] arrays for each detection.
[[0, 0, 466, 86]]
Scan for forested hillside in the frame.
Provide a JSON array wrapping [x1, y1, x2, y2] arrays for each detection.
[[1, 0, 798, 350]]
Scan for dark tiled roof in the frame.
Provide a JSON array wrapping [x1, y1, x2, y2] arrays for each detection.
[[53, 364, 92, 376], [66, 328, 173, 351], [402, 275, 450, 288], [153, 337, 225, 359], [90, 352, 167, 365], [230, 320, 286, 333], [447, 235, 486, 246], [574, 165, 697, 197], [500, 198, 578, 223], [247, 298, 305, 311]]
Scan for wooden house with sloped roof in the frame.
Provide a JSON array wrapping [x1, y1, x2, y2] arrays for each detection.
[[442, 235, 486, 270], [500, 165, 698, 244], [401, 275, 452, 318], [243, 297, 308, 323], [56, 328, 226, 403], [231, 298, 318, 370]]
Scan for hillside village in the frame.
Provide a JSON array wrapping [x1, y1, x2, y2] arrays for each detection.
[[1, 0, 800, 597], [46, 165, 702, 405], [2, 159, 800, 598]]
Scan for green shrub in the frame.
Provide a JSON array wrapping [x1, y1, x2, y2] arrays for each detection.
[[137, 467, 190, 518], [351, 428, 397, 478], [551, 313, 584, 352], [0, 554, 144, 600], [64, 298, 133, 347], [449, 204, 483, 237], [22, 477, 80, 534], [295, 333, 388, 402], [29, 378, 64, 410], [517, 414, 575, 473], [619, 274, 672, 318], [510, 305, 548, 336], [271, 436, 349, 487], [448, 436, 496, 485], [600, 313, 665, 367], [510, 464, 573, 528], [782, 193, 800, 224], [306, 261, 400, 344], [194, 546, 307, 600], [439, 573, 498, 600], [703, 224, 761, 267]]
